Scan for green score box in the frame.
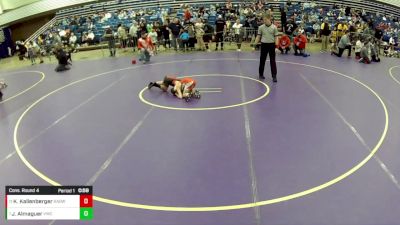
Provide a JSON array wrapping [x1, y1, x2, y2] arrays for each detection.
[[80, 208, 93, 220]]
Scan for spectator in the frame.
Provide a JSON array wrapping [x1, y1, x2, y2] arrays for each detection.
[[312, 22, 320, 42], [185, 22, 196, 50], [195, 19, 206, 51], [294, 30, 307, 56], [336, 21, 348, 42], [203, 19, 214, 51], [139, 20, 147, 34], [232, 19, 243, 51], [138, 32, 154, 63], [117, 24, 128, 50], [184, 8, 192, 21], [320, 17, 331, 52], [278, 34, 291, 54], [281, 8, 287, 32], [332, 30, 352, 57], [54, 46, 70, 72], [168, 18, 183, 51], [87, 30, 95, 45], [69, 32, 77, 51], [26, 41, 36, 65], [161, 23, 171, 49], [103, 27, 116, 57], [359, 39, 371, 64], [180, 29, 190, 51], [370, 39, 381, 62], [129, 21, 139, 51], [148, 28, 158, 53], [215, 15, 226, 51], [355, 36, 363, 59], [285, 19, 297, 40], [374, 27, 383, 55]]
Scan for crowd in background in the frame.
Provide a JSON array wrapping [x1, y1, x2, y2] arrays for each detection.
[[14, 0, 400, 64]]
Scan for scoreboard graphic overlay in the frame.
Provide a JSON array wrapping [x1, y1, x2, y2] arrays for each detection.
[[5, 186, 93, 220]]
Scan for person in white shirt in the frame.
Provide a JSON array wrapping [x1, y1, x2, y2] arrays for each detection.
[[69, 32, 77, 49], [87, 31, 95, 45], [195, 18, 205, 51], [117, 24, 128, 50], [355, 37, 363, 59], [105, 12, 112, 20], [232, 19, 243, 51], [129, 21, 139, 51], [148, 28, 158, 54], [389, 36, 395, 54]]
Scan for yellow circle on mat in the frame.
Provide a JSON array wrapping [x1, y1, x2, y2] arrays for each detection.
[[0, 71, 45, 104], [13, 58, 388, 211], [389, 65, 400, 86], [139, 74, 270, 110]]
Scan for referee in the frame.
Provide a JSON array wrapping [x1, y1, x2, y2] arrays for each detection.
[[255, 14, 279, 82]]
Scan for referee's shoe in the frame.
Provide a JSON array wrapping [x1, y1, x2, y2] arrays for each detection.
[[259, 75, 277, 83]]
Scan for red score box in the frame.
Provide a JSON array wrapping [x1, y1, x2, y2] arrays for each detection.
[[80, 195, 93, 207]]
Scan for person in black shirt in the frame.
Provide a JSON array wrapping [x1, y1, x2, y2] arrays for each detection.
[[139, 20, 147, 34], [281, 8, 287, 33], [374, 27, 383, 55], [345, 6, 351, 17], [320, 17, 331, 52], [375, 27, 383, 40], [203, 20, 214, 51], [103, 27, 116, 56], [54, 46, 70, 72], [285, 19, 297, 37], [168, 18, 183, 51], [160, 24, 170, 49], [285, 19, 297, 49], [214, 15, 226, 50]]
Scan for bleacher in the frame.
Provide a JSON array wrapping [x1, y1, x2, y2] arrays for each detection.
[[30, 0, 399, 51]]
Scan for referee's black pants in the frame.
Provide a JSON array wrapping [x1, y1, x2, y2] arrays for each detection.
[[259, 43, 277, 79]]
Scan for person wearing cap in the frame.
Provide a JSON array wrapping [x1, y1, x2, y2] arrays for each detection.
[[255, 14, 279, 82], [320, 17, 331, 52], [215, 15, 226, 50]]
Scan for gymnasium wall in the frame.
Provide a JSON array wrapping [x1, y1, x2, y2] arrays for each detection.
[[9, 13, 54, 42]]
